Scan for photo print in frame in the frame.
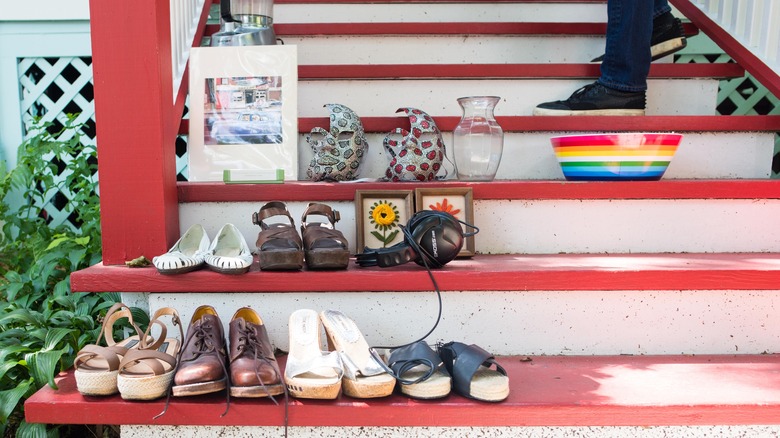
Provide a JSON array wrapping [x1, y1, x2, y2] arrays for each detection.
[[188, 45, 298, 181]]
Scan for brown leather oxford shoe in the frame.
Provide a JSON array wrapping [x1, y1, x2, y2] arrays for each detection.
[[172, 305, 228, 396], [228, 307, 284, 397]]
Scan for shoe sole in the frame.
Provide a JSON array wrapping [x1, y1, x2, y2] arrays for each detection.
[[207, 264, 251, 275], [230, 383, 285, 398], [285, 309, 343, 400], [117, 370, 175, 400], [305, 249, 350, 270], [259, 250, 304, 270], [533, 107, 645, 116], [75, 369, 119, 396], [172, 378, 227, 396], [590, 36, 687, 63], [319, 310, 395, 399], [399, 367, 452, 400], [651, 37, 687, 61]]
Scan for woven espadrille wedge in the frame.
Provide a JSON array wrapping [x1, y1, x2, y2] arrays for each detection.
[[74, 302, 144, 396], [116, 307, 184, 400]]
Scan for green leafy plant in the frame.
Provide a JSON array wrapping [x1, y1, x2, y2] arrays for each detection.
[[0, 116, 138, 437]]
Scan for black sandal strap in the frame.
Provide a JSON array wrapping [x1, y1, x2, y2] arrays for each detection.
[[438, 341, 506, 397], [386, 341, 446, 385]]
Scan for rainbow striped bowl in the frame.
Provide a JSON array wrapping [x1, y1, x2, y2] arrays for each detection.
[[550, 133, 683, 181]]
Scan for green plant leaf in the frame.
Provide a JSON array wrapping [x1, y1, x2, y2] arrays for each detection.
[[44, 236, 69, 251], [43, 328, 76, 352], [0, 309, 42, 327], [25, 348, 67, 389], [0, 357, 23, 382], [15, 420, 50, 438], [0, 378, 32, 424]]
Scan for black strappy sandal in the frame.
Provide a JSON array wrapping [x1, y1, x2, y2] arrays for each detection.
[[386, 341, 451, 399], [437, 341, 509, 402]]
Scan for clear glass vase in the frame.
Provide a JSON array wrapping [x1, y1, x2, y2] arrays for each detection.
[[452, 96, 504, 181]]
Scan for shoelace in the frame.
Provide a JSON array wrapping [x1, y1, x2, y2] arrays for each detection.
[[571, 82, 600, 100], [155, 321, 231, 419], [235, 322, 289, 438]]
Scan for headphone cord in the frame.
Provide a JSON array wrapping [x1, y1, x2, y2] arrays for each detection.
[[368, 224, 443, 384]]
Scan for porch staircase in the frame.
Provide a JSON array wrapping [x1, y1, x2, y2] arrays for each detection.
[[25, 0, 780, 436]]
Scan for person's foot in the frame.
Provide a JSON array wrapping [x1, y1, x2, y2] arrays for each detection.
[[591, 12, 688, 63], [533, 82, 646, 116]]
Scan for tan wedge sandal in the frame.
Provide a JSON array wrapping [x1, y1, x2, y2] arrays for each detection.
[[74, 302, 144, 396], [319, 310, 395, 398], [116, 307, 184, 400]]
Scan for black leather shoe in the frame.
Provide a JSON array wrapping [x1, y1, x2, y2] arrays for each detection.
[[533, 82, 646, 116], [591, 12, 687, 63]]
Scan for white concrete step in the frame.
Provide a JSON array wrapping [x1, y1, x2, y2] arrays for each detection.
[[274, 2, 608, 24], [132, 287, 780, 357], [293, 131, 775, 180], [288, 35, 609, 65], [297, 78, 720, 116], [179, 196, 780, 256]]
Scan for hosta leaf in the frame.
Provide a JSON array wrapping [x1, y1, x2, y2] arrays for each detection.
[[43, 328, 76, 351], [15, 420, 50, 438], [0, 309, 41, 327], [52, 278, 70, 298], [0, 378, 32, 424], [25, 348, 67, 389]]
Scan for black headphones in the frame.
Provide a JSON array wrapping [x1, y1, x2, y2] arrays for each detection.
[[356, 210, 479, 268]]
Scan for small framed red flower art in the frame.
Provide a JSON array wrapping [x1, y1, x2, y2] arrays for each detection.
[[355, 190, 414, 251], [414, 187, 475, 257]]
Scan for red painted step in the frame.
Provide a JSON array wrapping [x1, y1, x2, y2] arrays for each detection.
[[275, 0, 607, 4], [205, 21, 698, 37], [71, 252, 780, 294], [25, 354, 780, 427], [179, 115, 780, 136], [297, 63, 741, 79], [177, 180, 780, 203]]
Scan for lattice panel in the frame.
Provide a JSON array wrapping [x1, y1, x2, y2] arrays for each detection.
[[678, 53, 780, 177], [17, 56, 97, 229]]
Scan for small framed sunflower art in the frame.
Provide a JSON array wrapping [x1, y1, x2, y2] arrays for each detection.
[[355, 190, 414, 251], [414, 187, 475, 257]]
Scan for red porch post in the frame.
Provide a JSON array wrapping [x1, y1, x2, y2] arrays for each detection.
[[89, 0, 181, 264]]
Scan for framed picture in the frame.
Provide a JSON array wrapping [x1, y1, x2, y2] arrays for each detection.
[[414, 187, 475, 257], [355, 190, 414, 251], [188, 45, 298, 181]]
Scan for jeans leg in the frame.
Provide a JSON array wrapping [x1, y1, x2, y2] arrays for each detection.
[[598, 0, 654, 92], [653, 0, 672, 19]]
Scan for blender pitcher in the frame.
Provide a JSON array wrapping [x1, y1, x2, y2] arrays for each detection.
[[211, 0, 277, 46]]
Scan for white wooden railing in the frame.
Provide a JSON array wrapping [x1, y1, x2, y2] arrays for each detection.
[[169, 0, 206, 103], [694, 0, 779, 70]]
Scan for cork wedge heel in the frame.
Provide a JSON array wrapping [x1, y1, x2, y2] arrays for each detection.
[[319, 310, 395, 398], [284, 309, 343, 399]]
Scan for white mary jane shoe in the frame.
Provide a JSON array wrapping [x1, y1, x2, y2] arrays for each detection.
[[204, 223, 254, 274], [153, 224, 210, 274]]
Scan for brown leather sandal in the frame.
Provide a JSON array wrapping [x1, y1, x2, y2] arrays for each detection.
[[252, 201, 304, 270], [301, 203, 350, 270]]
